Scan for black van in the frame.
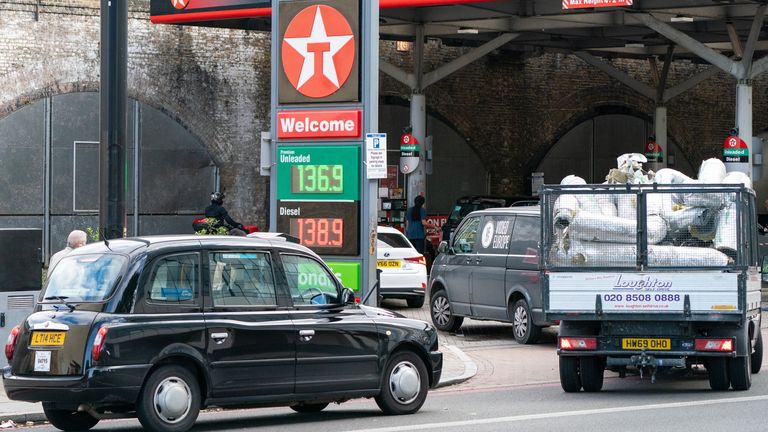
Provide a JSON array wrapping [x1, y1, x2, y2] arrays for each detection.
[[429, 206, 551, 344], [441, 195, 538, 244]]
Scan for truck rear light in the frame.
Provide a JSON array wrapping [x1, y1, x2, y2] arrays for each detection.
[[405, 256, 427, 266], [91, 326, 109, 362], [559, 337, 597, 350], [4, 325, 20, 361], [695, 338, 734, 351]]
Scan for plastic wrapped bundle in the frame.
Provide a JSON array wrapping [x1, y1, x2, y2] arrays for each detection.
[[568, 212, 667, 244], [665, 207, 718, 240], [722, 171, 752, 189], [698, 158, 727, 183], [550, 239, 730, 267], [713, 201, 737, 258]]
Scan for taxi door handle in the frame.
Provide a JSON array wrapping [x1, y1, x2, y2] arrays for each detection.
[[475, 258, 482, 264], [210, 332, 229, 344], [299, 329, 315, 341]]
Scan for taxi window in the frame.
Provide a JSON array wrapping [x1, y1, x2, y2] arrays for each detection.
[[147, 253, 199, 304], [43, 254, 127, 302], [280, 254, 339, 306], [209, 252, 277, 307]]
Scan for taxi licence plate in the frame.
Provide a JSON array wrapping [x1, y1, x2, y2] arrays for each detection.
[[377, 260, 401, 268], [622, 338, 670, 350], [31, 331, 66, 347]]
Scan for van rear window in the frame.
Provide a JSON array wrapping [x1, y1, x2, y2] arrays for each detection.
[[44, 254, 127, 302]]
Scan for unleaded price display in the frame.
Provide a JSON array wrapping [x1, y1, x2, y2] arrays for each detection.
[[291, 165, 343, 194], [277, 201, 359, 256]]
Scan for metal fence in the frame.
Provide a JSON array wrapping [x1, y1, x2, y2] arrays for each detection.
[[540, 184, 757, 270]]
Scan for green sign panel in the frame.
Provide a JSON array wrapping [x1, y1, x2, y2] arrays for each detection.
[[277, 145, 359, 201], [326, 261, 361, 292]]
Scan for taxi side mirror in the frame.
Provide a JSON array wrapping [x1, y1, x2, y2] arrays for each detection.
[[340, 288, 356, 305]]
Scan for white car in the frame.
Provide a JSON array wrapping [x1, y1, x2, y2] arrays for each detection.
[[377, 226, 427, 308]]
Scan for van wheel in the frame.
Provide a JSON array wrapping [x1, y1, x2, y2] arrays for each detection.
[[375, 351, 429, 415], [430, 290, 463, 332], [579, 357, 605, 392], [137, 365, 201, 432], [42, 403, 99, 431], [559, 356, 581, 392], [729, 340, 752, 391], [707, 358, 730, 391], [751, 331, 762, 374], [511, 299, 541, 344], [290, 403, 329, 413]]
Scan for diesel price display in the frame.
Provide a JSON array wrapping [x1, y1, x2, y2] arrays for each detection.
[[277, 201, 359, 255], [291, 165, 343, 193]]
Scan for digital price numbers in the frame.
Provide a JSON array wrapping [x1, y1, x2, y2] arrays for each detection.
[[289, 218, 343, 247], [291, 165, 343, 194], [277, 201, 359, 255]]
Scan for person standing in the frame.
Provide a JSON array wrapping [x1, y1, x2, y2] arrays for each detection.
[[205, 192, 247, 236], [405, 195, 433, 254], [48, 230, 87, 274]]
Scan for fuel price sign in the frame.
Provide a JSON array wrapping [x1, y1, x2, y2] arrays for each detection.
[[276, 201, 359, 255], [278, 145, 359, 201]]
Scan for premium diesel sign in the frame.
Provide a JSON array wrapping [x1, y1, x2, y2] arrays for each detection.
[[278, 0, 359, 103]]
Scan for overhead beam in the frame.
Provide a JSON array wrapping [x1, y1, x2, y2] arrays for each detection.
[[380, 61, 416, 89], [726, 23, 743, 59], [630, 13, 743, 78], [663, 66, 720, 103], [658, 45, 674, 102], [422, 33, 518, 88], [742, 4, 766, 74], [574, 51, 656, 101]]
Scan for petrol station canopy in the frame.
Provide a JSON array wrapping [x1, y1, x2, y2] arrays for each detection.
[[151, 0, 768, 62]]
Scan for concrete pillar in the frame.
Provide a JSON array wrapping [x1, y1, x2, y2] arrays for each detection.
[[653, 106, 668, 171], [729, 80, 753, 177], [407, 93, 427, 200]]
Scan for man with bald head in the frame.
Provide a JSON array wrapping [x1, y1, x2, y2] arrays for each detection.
[[48, 230, 87, 275]]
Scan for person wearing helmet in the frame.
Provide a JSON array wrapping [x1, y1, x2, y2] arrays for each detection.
[[205, 192, 247, 235]]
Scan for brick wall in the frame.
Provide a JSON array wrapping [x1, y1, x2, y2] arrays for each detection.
[[1, 0, 766, 221]]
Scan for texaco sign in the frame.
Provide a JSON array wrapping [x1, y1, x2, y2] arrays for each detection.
[[279, 0, 359, 103]]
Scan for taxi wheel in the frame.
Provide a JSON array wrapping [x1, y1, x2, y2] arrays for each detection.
[[751, 332, 762, 374], [407, 296, 425, 308], [42, 403, 99, 431], [137, 365, 201, 432], [511, 299, 541, 345], [579, 356, 605, 392], [707, 358, 730, 391], [375, 351, 429, 415], [430, 290, 463, 332], [290, 403, 329, 413], [559, 356, 581, 393]]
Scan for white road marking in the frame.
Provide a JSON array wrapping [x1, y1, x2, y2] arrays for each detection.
[[343, 394, 768, 432]]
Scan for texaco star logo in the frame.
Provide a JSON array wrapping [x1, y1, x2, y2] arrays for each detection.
[[282, 5, 355, 98], [171, 0, 188, 9]]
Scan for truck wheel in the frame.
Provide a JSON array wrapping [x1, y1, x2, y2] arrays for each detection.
[[751, 331, 762, 374], [42, 403, 99, 431], [729, 341, 752, 391], [559, 356, 581, 392], [511, 299, 541, 345], [430, 290, 463, 332], [137, 365, 201, 432], [707, 358, 730, 391], [579, 356, 604, 392]]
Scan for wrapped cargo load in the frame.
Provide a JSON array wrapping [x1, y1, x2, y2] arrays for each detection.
[[549, 238, 731, 267]]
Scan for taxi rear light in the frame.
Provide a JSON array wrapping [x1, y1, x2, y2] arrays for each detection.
[[559, 337, 597, 350], [695, 338, 734, 351], [91, 326, 109, 362], [5, 325, 20, 361], [405, 256, 427, 266]]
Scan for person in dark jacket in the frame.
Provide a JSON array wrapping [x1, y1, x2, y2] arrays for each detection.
[[205, 192, 246, 236], [405, 195, 434, 254]]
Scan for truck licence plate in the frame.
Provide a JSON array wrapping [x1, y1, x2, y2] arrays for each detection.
[[622, 338, 670, 350], [31, 331, 66, 347]]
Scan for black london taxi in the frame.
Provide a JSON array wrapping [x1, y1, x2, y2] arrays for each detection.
[[3, 235, 441, 432]]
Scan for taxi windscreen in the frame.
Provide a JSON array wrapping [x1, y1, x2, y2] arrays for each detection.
[[44, 254, 127, 302]]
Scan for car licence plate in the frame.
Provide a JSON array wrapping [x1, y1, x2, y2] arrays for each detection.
[[622, 338, 670, 350], [377, 260, 401, 268], [31, 331, 66, 347]]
